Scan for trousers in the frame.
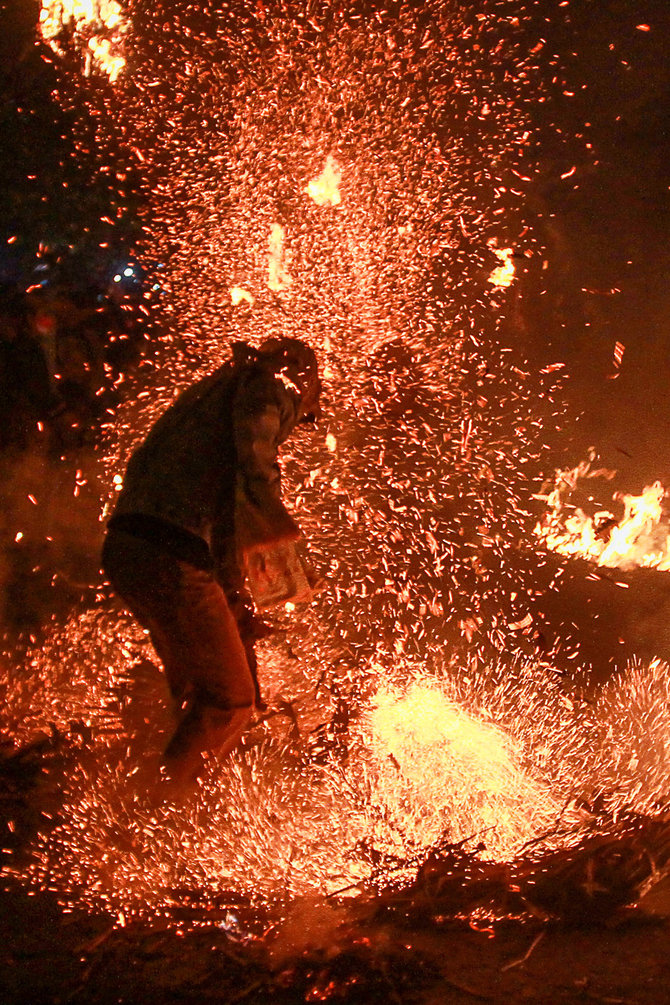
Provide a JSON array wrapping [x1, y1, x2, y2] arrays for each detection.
[[102, 528, 256, 711]]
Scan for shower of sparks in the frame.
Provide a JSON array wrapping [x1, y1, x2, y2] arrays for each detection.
[[6, 617, 670, 919], [4, 0, 660, 923], [267, 223, 292, 292], [306, 156, 343, 207], [39, 0, 127, 81], [535, 459, 670, 571]]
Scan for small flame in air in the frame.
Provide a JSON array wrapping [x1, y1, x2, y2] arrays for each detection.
[[487, 242, 516, 288], [535, 460, 670, 570], [306, 156, 343, 207], [230, 286, 255, 306], [267, 224, 292, 292], [40, 0, 127, 81], [87, 36, 126, 82]]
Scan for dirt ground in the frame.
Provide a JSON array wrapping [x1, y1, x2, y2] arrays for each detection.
[[1, 875, 670, 1003]]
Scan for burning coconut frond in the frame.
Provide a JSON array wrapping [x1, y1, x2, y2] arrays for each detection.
[[366, 813, 670, 927], [535, 456, 670, 571], [40, 0, 127, 82]]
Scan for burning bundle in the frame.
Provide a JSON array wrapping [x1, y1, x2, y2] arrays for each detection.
[[535, 458, 670, 572], [372, 814, 670, 926]]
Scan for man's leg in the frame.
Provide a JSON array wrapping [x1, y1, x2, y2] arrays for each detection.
[[103, 531, 256, 786], [162, 704, 251, 787], [225, 589, 271, 708], [158, 563, 257, 785]]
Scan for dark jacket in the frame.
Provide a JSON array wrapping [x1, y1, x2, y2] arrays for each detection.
[[108, 339, 320, 578]]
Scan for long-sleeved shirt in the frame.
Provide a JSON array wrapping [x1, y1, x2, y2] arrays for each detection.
[[109, 341, 314, 576]]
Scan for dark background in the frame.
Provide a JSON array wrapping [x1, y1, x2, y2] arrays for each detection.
[[508, 1, 670, 677]]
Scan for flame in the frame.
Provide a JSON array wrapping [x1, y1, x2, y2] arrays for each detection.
[[87, 35, 126, 82], [230, 286, 255, 306], [306, 156, 342, 207], [40, 0, 127, 81], [267, 224, 292, 292], [487, 242, 515, 288], [535, 461, 670, 570]]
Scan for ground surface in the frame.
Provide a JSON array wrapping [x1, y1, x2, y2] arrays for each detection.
[[1, 877, 670, 1004]]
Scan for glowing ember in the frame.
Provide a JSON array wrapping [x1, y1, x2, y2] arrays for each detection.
[[267, 224, 292, 292], [487, 242, 516, 288], [40, 0, 127, 81], [535, 460, 670, 570], [306, 156, 343, 207]]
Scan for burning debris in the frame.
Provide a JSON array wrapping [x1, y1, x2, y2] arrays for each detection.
[[371, 813, 670, 927], [535, 457, 670, 571]]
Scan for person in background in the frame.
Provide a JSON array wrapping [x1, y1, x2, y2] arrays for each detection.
[[102, 337, 322, 788]]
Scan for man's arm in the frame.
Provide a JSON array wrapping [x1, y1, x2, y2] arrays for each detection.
[[233, 370, 301, 555]]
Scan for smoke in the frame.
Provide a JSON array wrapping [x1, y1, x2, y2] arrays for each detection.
[[0, 444, 105, 637], [267, 896, 351, 967]]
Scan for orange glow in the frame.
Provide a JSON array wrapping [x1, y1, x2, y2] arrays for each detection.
[[306, 156, 343, 207]]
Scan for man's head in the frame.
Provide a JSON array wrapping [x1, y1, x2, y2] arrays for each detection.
[[257, 336, 322, 421]]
